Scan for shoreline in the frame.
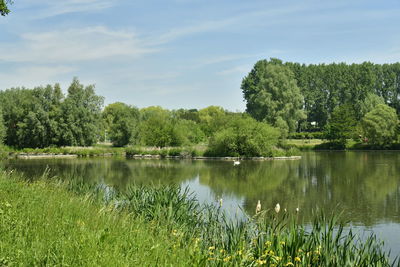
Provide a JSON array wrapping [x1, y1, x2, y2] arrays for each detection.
[[10, 152, 301, 160]]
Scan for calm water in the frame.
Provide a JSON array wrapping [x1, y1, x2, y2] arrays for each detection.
[[2, 151, 400, 257]]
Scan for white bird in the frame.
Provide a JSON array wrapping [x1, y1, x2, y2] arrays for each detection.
[[233, 160, 240, 166], [255, 200, 261, 214]]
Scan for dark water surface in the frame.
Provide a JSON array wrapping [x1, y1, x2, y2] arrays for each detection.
[[2, 151, 400, 257]]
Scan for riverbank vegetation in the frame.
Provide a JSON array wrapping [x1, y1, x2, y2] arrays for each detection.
[[0, 170, 395, 266], [1, 59, 400, 154], [0, 80, 295, 157]]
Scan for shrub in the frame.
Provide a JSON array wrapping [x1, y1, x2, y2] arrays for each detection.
[[206, 116, 280, 157]]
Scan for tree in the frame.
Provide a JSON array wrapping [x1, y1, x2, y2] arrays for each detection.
[[358, 93, 385, 119], [362, 104, 398, 147], [103, 102, 139, 147], [324, 104, 358, 147], [59, 78, 104, 146], [0, 85, 64, 148], [242, 59, 306, 136], [138, 106, 175, 147], [198, 106, 228, 137], [0, 0, 12, 16]]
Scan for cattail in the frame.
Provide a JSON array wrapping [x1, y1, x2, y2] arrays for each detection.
[[255, 200, 261, 214], [275, 203, 280, 213]]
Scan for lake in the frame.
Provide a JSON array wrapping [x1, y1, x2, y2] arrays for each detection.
[[2, 151, 400, 258]]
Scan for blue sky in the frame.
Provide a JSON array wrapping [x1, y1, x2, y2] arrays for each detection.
[[1, 0, 400, 111]]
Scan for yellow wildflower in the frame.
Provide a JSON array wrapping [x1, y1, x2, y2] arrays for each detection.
[[294, 257, 301, 262], [256, 259, 267, 265], [272, 256, 281, 262], [285, 262, 294, 266], [208, 246, 215, 250], [237, 250, 243, 256], [220, 249, 225, 254], [280, 241, 285, 246], [223, 256, 232, 262], [268, 250, 275, 256], [265, 241, 272, 247]]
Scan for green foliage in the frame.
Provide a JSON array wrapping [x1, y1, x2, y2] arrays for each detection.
[[103, 102, 139, 147], [174, 108, 200, 123], [138, 106, 205, 147], [0, 79, 103, 148], [244, 59, 400, 131], [358, 93, 385, 119], [324, 104, 358, 148], [59, 78, 104, 146], [174, 119, 205, 145], [0, 84, 64, 148], [0, 0, 12, 16], [138, 106, 176, 147], [0, 108, 5, 144], [198, 105, 228, 137], [242, 59, 306, 135], [362, 104, 399, 147], [207, 115, 280, 157], [288, 131, 325, 139]]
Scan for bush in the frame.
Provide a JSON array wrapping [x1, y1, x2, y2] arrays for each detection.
[[206, 116, 280, 157]]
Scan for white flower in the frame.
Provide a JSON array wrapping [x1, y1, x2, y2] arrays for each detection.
[[255, 200, 261, 214], [275, 203, 280, 213]]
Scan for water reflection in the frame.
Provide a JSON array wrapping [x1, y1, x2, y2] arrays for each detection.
[[2, 152, 400, 225]]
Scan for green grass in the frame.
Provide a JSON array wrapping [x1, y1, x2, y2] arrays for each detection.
[[0, 170, 396, 266], [0, 173, 197, 266]]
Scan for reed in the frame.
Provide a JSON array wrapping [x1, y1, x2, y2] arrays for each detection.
[[0, 170, 396, 266]]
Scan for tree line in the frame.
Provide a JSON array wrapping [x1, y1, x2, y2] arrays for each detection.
[[241, 58, 400, 147], [1, 56, 400, 152], [0, 78, 283, 156]]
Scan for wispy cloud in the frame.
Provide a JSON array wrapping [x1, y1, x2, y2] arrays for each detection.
[[0, 26, 155, 63], [22, 0, 118, 19], [0, 65, 76, 89], [218, 64, 253, 76]]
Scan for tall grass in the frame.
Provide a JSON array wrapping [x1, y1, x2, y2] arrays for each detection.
[[0, 170, 397, 266]]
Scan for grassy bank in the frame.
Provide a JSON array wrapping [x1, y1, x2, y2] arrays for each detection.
[[0, 172, 196, 266], [0, 171, 396, 266]]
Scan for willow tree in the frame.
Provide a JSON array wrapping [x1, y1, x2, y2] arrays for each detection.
[[362, 104, 398, 147], [241, 59, 306, 136]]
